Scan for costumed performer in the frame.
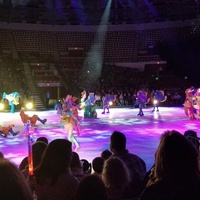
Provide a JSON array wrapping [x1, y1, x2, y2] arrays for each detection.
[[65, 95, 81, 136], [194, 88, 200, 119], [183, 87, 196, 120], [20, 107, 47, 126], [84, 92, 97, 118], [2, 92, 20, 113], [55, 99, 63, 114], [152, 90, 167, 112], [136, 90, 149, 116], [80, 90, 87, 109], [102, 92, 116, 114], [0, 124, 19, 137], [60, 103, 80, 151]]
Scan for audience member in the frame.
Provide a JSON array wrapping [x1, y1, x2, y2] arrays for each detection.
[[110, 131, 147, 198], [70, 151, 84, 181], [102, 156, 131, 200], [76, 174, 109, 200], [36, 136, 49, 144], [184, 130, 200, 152], [184, 129, 197, 138], [139, 130, 200, 200], [33, 139, 79, 200], [21, 141, 48, 178], [32, 141, 48, 169], [0, 158, 34, 200], [19, 156, 28, 171], [0, 151, 4, 158], [101, 149, 113, 160], [92, 156, 105, 175], [80, 159, 92, 174]]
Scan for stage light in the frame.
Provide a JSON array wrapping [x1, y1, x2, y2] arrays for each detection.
[[26, 102, 33, 109], [153, 99, 158, 105], [0, 103, 4, 110], [109, 101, 113, 106]]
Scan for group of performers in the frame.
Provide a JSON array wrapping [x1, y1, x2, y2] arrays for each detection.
[[0, 91, 48, 138], [1, 87, 199, 148], [136, 86, 200, 120], [183, 86, 200, 120], [0, 107, 47, 138], [135, 89, 167, 116], [0, 91, 81, 151], [54, 91, 117, 151]]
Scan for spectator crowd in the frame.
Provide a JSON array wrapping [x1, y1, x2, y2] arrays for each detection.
[[0, 129, 200, 200]]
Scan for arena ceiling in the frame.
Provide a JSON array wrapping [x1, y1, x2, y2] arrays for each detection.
[[0, 0, 199, 25]]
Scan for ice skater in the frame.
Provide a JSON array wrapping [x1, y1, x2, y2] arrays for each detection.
[[0, 124, 19, 137], [60, 103, 80, 151], [136, 90, 149, 116], [20, 107, 47, 126], [152, 90, 167, 112], [102, 92, 116, 114]]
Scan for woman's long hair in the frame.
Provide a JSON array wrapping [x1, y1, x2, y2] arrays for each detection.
[[0, 158, 33, 200], [34, 139, 72, 185], [154, 130, 199, 182]]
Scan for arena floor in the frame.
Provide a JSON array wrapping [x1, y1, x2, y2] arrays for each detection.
[[0, 106, 199, 171]]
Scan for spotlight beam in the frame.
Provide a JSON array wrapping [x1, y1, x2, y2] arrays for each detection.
[[81, 0, 112, 87]]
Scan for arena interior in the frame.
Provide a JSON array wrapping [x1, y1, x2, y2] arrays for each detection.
[[0, 0, 200, 170]]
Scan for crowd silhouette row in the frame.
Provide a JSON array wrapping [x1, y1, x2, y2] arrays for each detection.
[[0, 129, 200, 200]]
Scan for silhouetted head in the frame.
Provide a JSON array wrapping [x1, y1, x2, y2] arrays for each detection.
[[110, 131, 126, 153], [102, 157, 130, 189], [34, 139, 72, 185], [70, 151, 82, 169], [92, 157, 105, 174], [76, 174, 108, 200], [184, 130, 197, 138], [80, 159, 91, 174], [0, 151, 4, 159], [0, 158, 33, 200], [36, 137, 48, 144], [155, 130, 199, 179], [101, 149, 112, 160], [32, 141, 48, 169]]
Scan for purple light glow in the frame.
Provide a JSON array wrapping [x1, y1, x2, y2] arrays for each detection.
[[0, 106, 197, 171]]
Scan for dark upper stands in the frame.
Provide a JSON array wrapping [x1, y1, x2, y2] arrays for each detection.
[[0, 0, 199, 25], [0, 0, 200, 101], [0, 24, 199, 63]]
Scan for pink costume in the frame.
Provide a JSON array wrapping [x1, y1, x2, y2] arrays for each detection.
[[65, 95, 81, 136], [183, 88, 195, 120], [194, 88, 200, 119]]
